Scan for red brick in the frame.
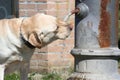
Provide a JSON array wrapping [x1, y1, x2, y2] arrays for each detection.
[[38, 61, 48, 67], [63, 39, 74, 46], [37, 4, 47, 10], [47, 2, 56, 10], [57, 3, 68, 11], [48, 59, 70, 67], [57, 10, 69, 19], [61, 54, 74, 59], [30, 66, 38, 70], [19, 11, 26, 17], [37, 66, 49, 73], [27, 10, 38, 17], [19, 4, 36, 10], [37, 10, 47, 14], [47, 53, 74, 67], [48, 46, 64, 52], [46, 10, 57, 16], [30, 60, 39, 66], [47, 53, 61, 61], [48, 40, 64, 47], [30, 66, 49, 73], [35, 47, 48, 53], [31, 54, 48, 60], [62, 47, 72, 54], [28, 0, 47, 2], [47, 0, 67, 2]]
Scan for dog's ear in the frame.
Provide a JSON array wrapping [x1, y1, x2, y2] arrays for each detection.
[[28, 32, 42, 48]]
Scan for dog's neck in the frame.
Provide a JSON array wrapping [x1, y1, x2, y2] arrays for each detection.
[[20, 18, 35, 49]]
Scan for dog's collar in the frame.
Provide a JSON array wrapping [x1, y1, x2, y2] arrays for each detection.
[[20, 18, 35, 49], [20, 33, 36, 49]]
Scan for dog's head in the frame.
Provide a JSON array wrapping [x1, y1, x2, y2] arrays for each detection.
[[22, 13, 73, 48]]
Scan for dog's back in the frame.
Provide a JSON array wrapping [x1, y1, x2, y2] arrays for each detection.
[[0, 18, 35, 76]]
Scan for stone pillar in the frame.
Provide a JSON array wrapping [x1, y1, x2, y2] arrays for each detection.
[[68, 0, 120, 80]]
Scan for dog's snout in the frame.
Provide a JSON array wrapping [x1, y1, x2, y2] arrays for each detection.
[[68, 24, 73, 30], [69, 26, 73, 30]]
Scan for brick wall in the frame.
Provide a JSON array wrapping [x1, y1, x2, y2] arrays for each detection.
[[19, 0, 75, 73]]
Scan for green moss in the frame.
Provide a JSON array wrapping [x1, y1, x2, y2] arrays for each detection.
[[5, 73, 20, 80], [42, 73, 62, 80]]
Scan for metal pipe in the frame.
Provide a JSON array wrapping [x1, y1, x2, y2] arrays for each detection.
[[68, 0, 120, 80]]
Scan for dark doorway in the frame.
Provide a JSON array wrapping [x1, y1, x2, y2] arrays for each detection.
[[0, 0, 19, 19]]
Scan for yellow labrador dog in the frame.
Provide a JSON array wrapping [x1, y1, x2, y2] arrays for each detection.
[[0, 13, 73, 80]]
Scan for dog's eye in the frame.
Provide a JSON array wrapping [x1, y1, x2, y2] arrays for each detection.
[[39, 32, 44, 38], [41, 32, 44, 35], [54, 30, 58, 33]]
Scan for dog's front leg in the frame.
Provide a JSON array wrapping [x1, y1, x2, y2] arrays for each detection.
[[0, 65, 5, 80], [20, 62, 30, 80]]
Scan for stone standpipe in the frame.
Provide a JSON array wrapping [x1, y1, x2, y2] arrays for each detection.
[[68, 0, 120, 80]]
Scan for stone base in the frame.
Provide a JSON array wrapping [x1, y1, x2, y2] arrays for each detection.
[[68, 47, 120, 80], [67, 72, 120, 80]]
